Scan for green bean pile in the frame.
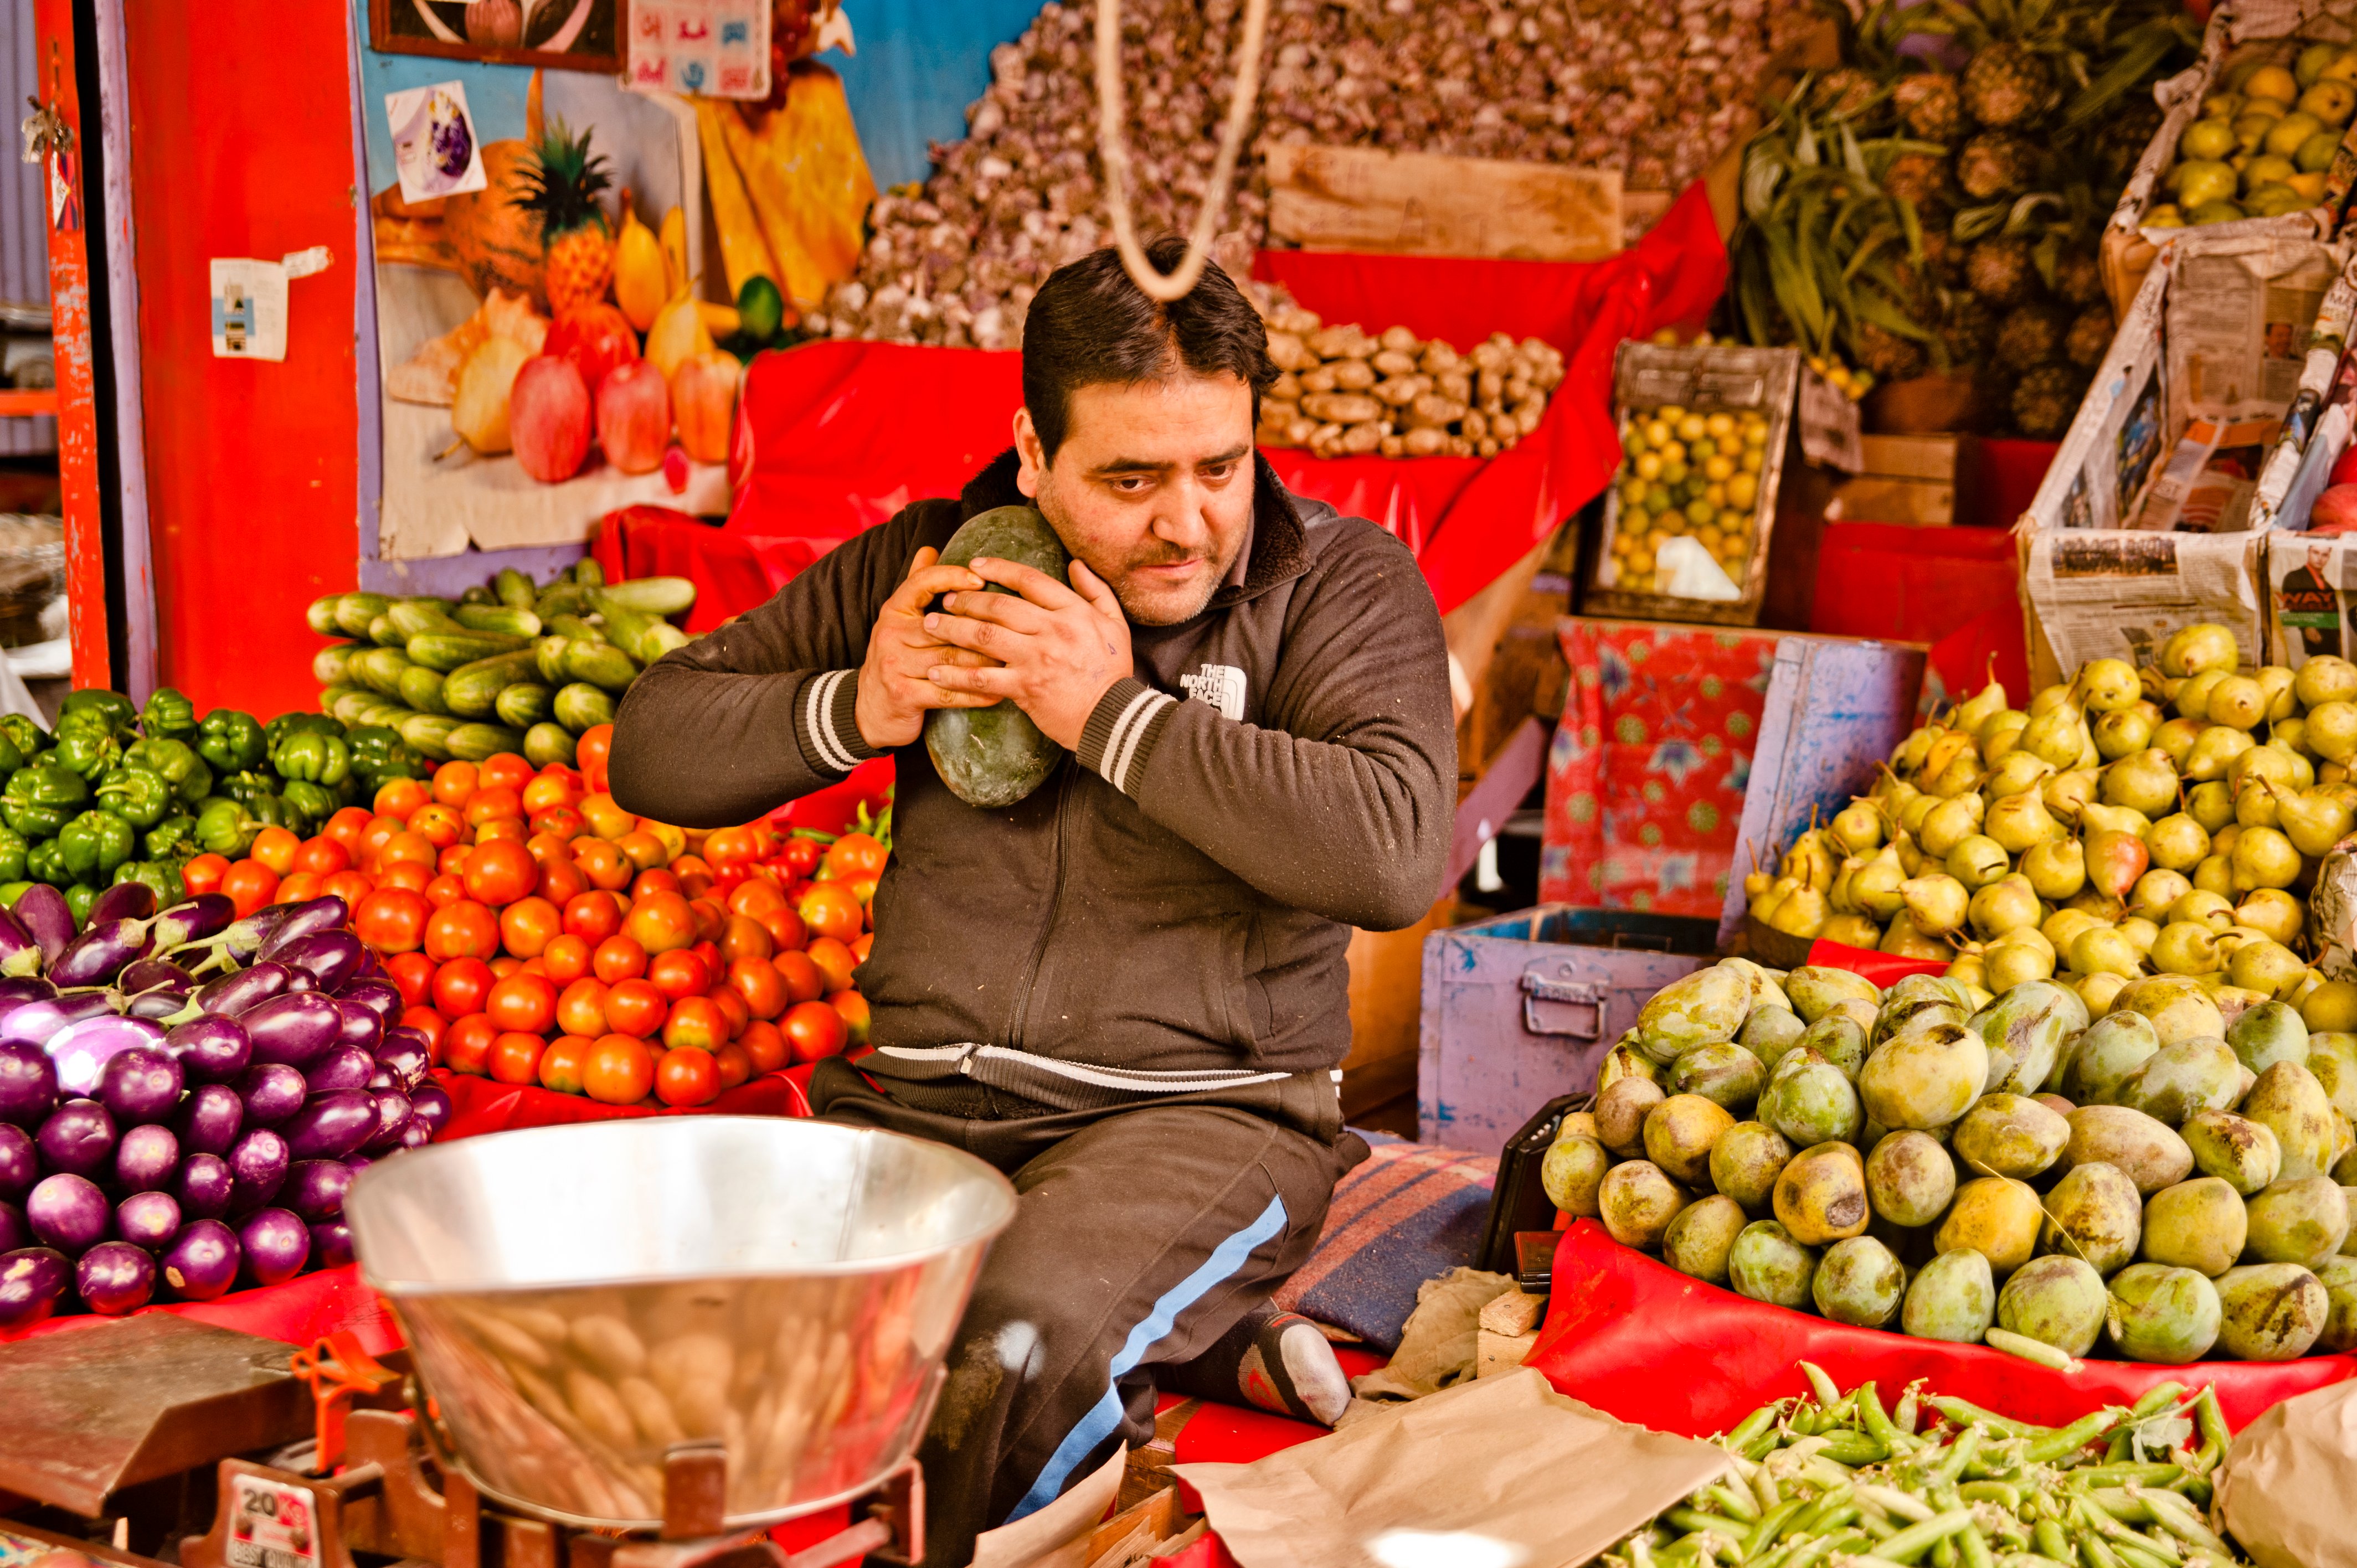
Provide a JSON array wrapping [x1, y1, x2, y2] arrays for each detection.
[[1607, 1364, 2245, 1568]]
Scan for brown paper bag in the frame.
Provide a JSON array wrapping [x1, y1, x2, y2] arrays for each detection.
[[2216, 1380, 2357, 1568], [1175, 1368, 1730, 1568]]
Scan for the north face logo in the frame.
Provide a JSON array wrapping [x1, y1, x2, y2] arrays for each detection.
[[1181, 663, 1247, 720]]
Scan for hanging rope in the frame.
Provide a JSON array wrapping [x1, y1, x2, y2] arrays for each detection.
[[1093, 0, 1271, 302]]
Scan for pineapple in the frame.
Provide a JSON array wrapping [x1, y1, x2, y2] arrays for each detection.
[[2011, 364, 2083, 439], [1881, 152, 1955, 212], [1956, 132, 2039, 199], [1810, 68, 1881, 119], [2053, 250, 2104, 310], [1942, 294, 1999, 364], [512, 118, 616, 317], [2065, 304, 2114, 368], [1962, 40, 2056, 128], [1995, 304, 2067, 371], [1965, 236, 2040, 307], [1855, 322, 1928, 383], [1895, 73, 1968, 141]]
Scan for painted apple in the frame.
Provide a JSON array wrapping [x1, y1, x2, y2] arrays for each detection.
[[510, 355, 591, 483], [596, 359, 671, 476], [546, 305, 640, 400], [671, 350, 742, 465]]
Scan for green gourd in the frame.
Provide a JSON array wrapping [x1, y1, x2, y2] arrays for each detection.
[[925, 506, 1073, 808]]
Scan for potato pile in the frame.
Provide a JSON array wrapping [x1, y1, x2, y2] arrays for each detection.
[[1547, 958, 2357, 1363], [1747, 626, 2357, 1014], [1604, 401, 1771, 594], [1255, 303, 1563, 458]]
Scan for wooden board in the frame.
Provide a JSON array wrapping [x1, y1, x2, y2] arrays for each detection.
[[1265, 142, 1622, 262]]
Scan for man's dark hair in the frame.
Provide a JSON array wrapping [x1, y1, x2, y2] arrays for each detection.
[[1021, 235, 1279, 464]]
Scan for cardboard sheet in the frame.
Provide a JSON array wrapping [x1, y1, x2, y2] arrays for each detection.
[[2217, 1379, 2357, 1568]]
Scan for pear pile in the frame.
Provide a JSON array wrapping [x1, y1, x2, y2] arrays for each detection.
[[2148, 50, 2357, 229], [1747, 624, 2357, 1018], [1546, 957, 2357, 1363]]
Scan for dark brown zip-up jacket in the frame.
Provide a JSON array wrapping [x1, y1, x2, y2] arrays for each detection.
[[609, 449, 1455, 1107]]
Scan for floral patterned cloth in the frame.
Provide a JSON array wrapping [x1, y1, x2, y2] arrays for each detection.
[[1538, 620, 1778, 916]]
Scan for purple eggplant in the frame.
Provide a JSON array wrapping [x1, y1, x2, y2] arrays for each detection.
[[115, 1189, 180, 1249], [344, 1152, 373, 1175], [27, 1172, 109, 1252], [175, 1083, 243, 1156], [12, 885, 72, 964], [160, 1220, 239, 1301], [241, 993, 341, 1069], [0, 1124, 32, 1197], [0, 1246, 70, 1327], [78, 1240, 156, 1314], [0, 1040, 57, 1127], [151, 894, 236, 951], [227, 1127, 289, 1213], [119, 957, 195, 997], [177, 1153, 232, 1219], [211, 903, 297, 964], [238, 1207, 310, 1286], [366, 1065, 397, 1093], [276, 931, 366, 994], [193, 962, 291, 1019], [37, 1098, 115, 1177], [236, 1064, 307, 1126], [0, 905, 40, 981], [281, 1090, 377, 1162], [46, 1013, 167, 1098], [0, 976, 55, 1015], [114, 1122, 179, 1190], [361, 1090, 414, 1152], [164, 1016, 251, 1084], [50, 919, 157, 988], [397, 1120, 431, 1149], [306, 1044, 374, 1095], [308, 1219, 354, 1270], [337, 976, 402, 1024], [284, 1159, 353, 1222], [0, 1201, 19, 1253], [86, 883, 157, 929], [257, 898, 350, 963], [96, 1043, 182, 1125], [351, 947, 384, 981], [409, 1081, 452, 1141], [6, 991, 122, 1050], [331, 998, 384, 1055], [128, 990, 189, 1022], [284, 971, 318, 994]]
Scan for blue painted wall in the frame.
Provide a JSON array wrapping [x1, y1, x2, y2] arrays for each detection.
[[834, 0, 1040, 190]]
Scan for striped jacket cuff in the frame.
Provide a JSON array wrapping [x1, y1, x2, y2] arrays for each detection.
[[1078, 677, 1179, 797], [793, 669, 882, 777]]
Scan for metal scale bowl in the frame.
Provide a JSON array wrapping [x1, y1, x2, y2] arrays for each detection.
[[344, 1117, 1016, 1543]]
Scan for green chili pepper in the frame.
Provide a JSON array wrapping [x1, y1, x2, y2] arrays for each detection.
[[123, 737, 213, 806], [195, 709, 267, 772], [94, 766, 172, 829], [2, 764, 89, 839], [271, 730, 352, 786], [0, 715, 49, 759], [145, 814, 196, 861], [112, 858, 186, 907], [193, 797, 263, 858], [140, 687, 198, 741], [279, 778, 336, 832], [50, 725, 121, 782], [58, 809, 136, 881]]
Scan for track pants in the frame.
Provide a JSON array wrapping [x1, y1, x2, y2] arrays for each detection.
[[810, 1058, 1364, 1568]]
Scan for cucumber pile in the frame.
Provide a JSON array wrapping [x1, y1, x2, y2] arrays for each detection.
[[307, 562, 696, 769]]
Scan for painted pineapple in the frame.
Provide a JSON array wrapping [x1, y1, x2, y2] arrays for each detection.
[[513, 118, 616, 316]]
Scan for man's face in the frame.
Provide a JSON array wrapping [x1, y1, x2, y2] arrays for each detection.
[[1013, 371, 1255, 627]]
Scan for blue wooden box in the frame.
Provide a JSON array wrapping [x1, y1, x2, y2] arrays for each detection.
[[1417, 906, 1712, 1156]]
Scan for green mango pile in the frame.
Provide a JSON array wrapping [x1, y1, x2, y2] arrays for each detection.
[[1548, 958, 2357, 1364]]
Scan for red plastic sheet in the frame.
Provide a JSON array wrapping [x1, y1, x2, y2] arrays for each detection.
[[1809, 521, 2028, 705], [1527, 1220, 2357, 1437], [599, 186, 1727, 623], [433, 1066, 813, 1138], [2, 1260, 401, 1351], [1800, 939, 1947, 988]]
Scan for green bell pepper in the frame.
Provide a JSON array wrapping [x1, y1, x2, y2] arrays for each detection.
[[344, 725, 424, 786], [59, 689, 137, 738], [112, 859, 186, 908], [145, 815, 197, 861], [0, 882, 29, 907], [0, 735, 25, 779], [95, 766, 173, 830], [140, 687, 198, 741], [272, 730, 352, 787], [58, 809, 136, 881], [0, 717, 49, 759], [196, 710, 267, 773], [0, 826, 28, 885], [64, 884, 99, 925], [2, 765, 89, 839], [123, 738, 212, 806], [24, 839, 68, 888], [279, 778, 336, 833], [194, 797, 264, 858], [264, 711, 346, 753], [51, 725, 121, 782]]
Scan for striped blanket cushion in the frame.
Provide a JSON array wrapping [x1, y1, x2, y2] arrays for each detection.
[[1272, 1139, 1497, 1354]]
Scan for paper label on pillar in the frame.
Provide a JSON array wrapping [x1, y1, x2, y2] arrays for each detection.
[[211, 259, 289, 362], [628, 0, 771, 99], [224, 1473, 321, 1568], [384, 81, 487, 205], [1798, 368, 1865, 474]]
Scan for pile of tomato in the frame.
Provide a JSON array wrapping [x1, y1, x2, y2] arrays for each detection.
[[184, 724, 884, 1110]]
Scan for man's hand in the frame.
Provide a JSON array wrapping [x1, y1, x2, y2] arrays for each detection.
[[923, 558, 1133, 750], [854, 548, 1002, 750]]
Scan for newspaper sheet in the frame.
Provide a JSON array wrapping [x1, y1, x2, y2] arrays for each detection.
[[2023, 255, 2170, 533], [2027, 528, 2267, 672], [2165, 233, 2338, 428]]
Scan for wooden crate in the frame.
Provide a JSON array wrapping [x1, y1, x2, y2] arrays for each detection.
[[1265, 143, 1623, 261]]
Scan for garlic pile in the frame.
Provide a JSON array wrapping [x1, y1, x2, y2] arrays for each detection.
[[1257, 304, 1565, 457], [806, 0, 1786, 349]]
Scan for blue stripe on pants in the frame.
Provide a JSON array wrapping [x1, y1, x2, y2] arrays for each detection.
[[1007, 1192, 1289, 1520]]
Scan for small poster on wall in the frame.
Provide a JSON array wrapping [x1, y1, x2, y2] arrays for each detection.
[[369, 0, 626, 74], [385, 82, 488, 204], [627, 1, 771, 99]]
